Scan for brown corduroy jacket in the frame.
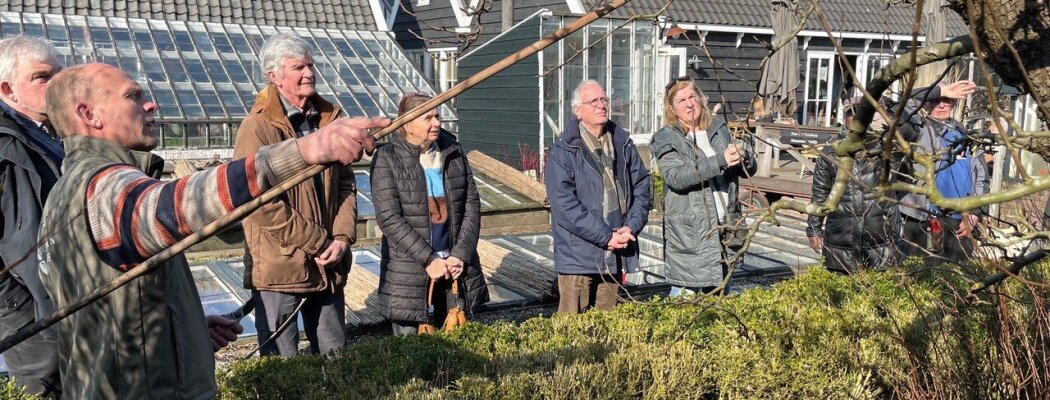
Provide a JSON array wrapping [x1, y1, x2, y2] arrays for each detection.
[[233, 85, 357, 293]]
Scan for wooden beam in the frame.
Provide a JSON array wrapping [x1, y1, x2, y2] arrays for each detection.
[[467, 150, 549, 206]]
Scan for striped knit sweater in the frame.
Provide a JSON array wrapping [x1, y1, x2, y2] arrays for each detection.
[[87, 139, 307, 270]]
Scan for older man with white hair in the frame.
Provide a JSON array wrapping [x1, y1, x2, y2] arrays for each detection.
[[234, 33, 359, 356], [543, 80, 651, 314], [0, 36, 62, 397]]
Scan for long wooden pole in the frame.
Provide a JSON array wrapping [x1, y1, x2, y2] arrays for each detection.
[[0, 0, 635, 354]]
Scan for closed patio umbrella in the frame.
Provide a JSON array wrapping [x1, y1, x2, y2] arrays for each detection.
[[759, 0, 800, 120]]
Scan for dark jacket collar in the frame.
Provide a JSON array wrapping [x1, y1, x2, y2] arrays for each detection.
[[63, 135, 164, 178]]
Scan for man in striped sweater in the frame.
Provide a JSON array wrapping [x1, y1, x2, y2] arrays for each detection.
[[35, 63, 386, 399]]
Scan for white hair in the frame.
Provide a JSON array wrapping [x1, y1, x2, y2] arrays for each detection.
[[258, 33, 312, 79], [0, 36, 59, 83], [571, 79, 603, 108]]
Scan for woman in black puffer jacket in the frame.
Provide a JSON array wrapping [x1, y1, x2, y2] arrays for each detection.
[[370, 94, 488, 335]]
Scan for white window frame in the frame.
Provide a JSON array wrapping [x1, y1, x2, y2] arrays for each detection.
[[802, 51, 836, 127], [648, 45, 686, 140]]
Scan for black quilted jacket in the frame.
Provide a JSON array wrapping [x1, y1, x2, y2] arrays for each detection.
[[806, 144, 903, 249], [370, 130, 489, 322]]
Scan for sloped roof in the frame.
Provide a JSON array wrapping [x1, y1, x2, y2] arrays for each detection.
[[1, 0, 377, 30], [611, 0, 968, 37]]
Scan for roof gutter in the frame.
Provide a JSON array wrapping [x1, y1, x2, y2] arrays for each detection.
[[667, 22, 927, 42]]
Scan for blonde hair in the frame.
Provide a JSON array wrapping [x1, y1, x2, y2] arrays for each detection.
[[663, 79, 711, 131]]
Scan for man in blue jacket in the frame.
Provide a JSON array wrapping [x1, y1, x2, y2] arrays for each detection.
[[0, 36, 62, 397], [544, 80, 651, 314]]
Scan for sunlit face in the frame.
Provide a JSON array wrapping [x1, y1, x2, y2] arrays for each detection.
[[404, 108, 441, 147], [573, 83, 609, 128], [927, 98, 956, 122], [92, 65, 159, 151], [670, 87, 705, 129], [1, 58, 61, 122], [269, 56, 316, 103]]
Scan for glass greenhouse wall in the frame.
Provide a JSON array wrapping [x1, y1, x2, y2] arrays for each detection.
[[539, 16, 657, 141], [0, 12, 452, 150]]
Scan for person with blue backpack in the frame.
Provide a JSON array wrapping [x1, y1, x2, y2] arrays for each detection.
[[898, 80, 988, 263]]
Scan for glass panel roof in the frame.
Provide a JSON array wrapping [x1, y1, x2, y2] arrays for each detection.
[[0, 12, 454, 124]]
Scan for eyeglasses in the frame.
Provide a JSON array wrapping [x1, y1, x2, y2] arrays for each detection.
[[665, 76, 692, 91], [581, 96, 609, 108], [931, 97, 957, 107]]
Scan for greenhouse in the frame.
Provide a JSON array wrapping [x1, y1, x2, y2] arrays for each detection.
[[0, 11, 451, 151]]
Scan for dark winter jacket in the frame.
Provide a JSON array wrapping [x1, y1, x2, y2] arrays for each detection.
[[0, 107, 59, 328], [544, 118, 651, 276], [651, 118, 757, 287], [371, 130, 489, 322], [806, 144, 902, 249]]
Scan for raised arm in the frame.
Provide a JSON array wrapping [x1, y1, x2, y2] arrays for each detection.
[[88, 117, 386, 270]]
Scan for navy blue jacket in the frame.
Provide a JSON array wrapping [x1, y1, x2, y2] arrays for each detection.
[[0, 107, 59, 330], [544, 119, 651, 275]]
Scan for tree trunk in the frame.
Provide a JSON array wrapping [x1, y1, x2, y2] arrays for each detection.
[[947, 0, 1050, 125]]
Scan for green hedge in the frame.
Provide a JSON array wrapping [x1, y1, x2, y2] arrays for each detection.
[[6, 260, 1045, 399], [217, 260, 1049, 399]]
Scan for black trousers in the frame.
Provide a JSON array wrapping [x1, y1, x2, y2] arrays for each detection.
[[252, 289, 346, 356], [900, 215, 975, 263], [0, 282, 60, 398]]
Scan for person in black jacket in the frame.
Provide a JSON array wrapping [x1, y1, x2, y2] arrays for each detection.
[[370, 93, 488, 335], [0, 36, 62, 397], [806, 98, 903, 273]]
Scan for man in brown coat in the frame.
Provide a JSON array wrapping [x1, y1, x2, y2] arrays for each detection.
[[233, 33, 358, 355]]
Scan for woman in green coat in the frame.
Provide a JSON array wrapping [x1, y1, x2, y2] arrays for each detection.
[[651, 78, 757, 296]]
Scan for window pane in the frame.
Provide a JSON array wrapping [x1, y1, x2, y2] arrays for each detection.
[[162, 123, 186, 148], [120, 54, 143, 81], [227, 26, 254, 54], [151, 84, 182, 118], [87, 17, 112, 50], [130, 20, 155, 51], [207, 23, 233, 54], [203, 56, 231, 83], [175, 84, 204, 118], [21, 14, 44, 39], [168, 21, 194, 52], [44, 15, 68, 47], [108, 20, 134, 52], [208, 123, 229, 147], [184, 57, 209, 82], [223, 56, 252, 84], [150, 20, 176, 52], [586, 24, 608, 87], [66, 16, 93, 62], [186, 123, 206, 147], [2, 12, 22, 36], [188, 22, 214, 53], [164, 58, 188, 82], [609, 29, 631, 128], [197, 86, 226, 117], [216, 84, 246, 116]]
